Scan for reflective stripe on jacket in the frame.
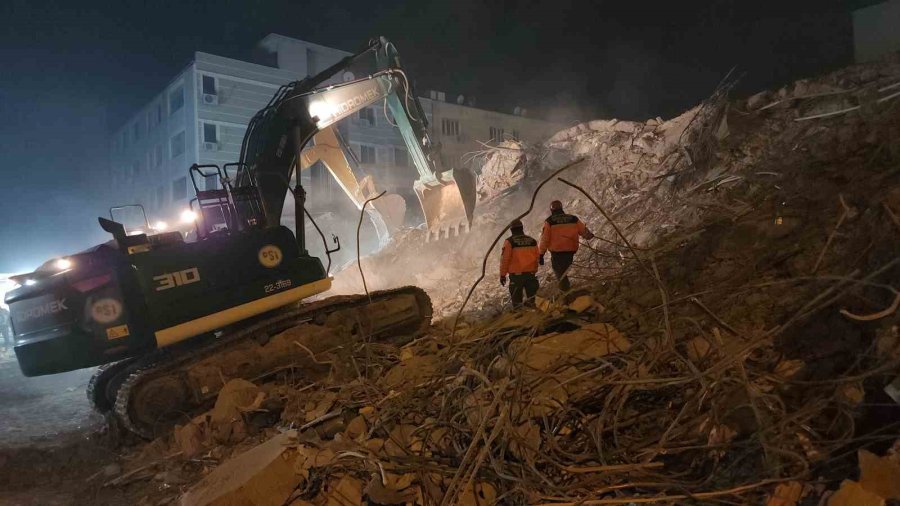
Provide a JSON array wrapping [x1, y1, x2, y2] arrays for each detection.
[[539, 213, 590, 254], [500, 234, 540, 276]]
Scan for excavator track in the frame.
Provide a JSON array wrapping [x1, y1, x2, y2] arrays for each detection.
[[86, 358, 138, 413], [114, 286, 432, 439]]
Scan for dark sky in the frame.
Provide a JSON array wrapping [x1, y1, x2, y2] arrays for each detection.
[[0, 0, 854, 273]]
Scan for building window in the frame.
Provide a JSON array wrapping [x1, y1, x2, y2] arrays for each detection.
[[122, 131, 128, 149], [394, 148, 408, 167], [202, 75, 217, 95], [156, 103, 163, 124], [489, 126, 505, 142], [153, 144, 163, 167], [172, 176, 188, 201], [203, 123, 218, 143], [442, 119, 460, 136], [170, 131, 185, 158], [359, 145, 376, 164], [358, 108, 375, 126], [133, 121, 141, 142], [169, 86, 184, 115]]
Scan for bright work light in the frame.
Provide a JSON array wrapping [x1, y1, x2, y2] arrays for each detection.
[[181, 210, 198, 223]]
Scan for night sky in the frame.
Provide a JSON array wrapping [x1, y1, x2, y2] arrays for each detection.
[[0, 0, 854, 273]]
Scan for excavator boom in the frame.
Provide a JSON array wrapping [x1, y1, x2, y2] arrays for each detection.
[[237, 37, 476, 241]]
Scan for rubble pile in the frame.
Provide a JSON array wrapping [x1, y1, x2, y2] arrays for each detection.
[[74, 55, 900, 505], [332, 54, 900, 320], [110, 284, 898, 505]]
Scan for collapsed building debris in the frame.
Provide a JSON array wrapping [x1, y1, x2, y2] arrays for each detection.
[[178, 53, 900, 504], [3, 53, 899, 506]]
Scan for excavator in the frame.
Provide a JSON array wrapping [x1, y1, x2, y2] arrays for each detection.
[[3, 37, 475, 438]]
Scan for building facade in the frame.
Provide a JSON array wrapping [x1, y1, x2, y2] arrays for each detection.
[[109, 34, 560, 227]]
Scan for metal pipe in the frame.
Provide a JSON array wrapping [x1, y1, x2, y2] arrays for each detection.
[[291, 124, 308, 255]]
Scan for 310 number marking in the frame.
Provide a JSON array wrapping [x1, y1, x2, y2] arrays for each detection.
[[154, 267, 201, 292]]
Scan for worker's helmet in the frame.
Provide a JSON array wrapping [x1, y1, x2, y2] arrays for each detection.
[[550, 200, 563, 211], [509, 219, 524, 231]]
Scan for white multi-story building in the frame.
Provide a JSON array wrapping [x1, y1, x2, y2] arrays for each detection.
[[109, 34, 560, 226]]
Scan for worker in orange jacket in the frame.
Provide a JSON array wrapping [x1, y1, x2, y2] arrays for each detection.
[[500, 219, 541, 308], [539, 200, 594, 292]]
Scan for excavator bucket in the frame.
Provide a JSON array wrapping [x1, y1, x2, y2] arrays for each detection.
[[414, 168, 477, 241]]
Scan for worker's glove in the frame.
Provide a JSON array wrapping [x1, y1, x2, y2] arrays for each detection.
[[500, 275, 507, 286], [539, 254, 545, 266]]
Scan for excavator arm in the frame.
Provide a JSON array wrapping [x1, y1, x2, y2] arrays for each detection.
[[236, 37, 476, 242]]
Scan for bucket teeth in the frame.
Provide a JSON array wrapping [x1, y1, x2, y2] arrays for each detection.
[[425, 219, 470, 242]]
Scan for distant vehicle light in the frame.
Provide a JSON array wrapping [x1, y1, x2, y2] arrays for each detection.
[[181, 210, 198, 224], [24, 279, 37, 286], [55, 258, 72, 270], [154, 221, 169, 231]]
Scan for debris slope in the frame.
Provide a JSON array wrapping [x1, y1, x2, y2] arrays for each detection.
[[7, 54, 899, 506], [162, 53, 900, 505]]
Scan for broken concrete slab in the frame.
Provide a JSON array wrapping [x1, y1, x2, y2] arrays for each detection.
[[512, 323, 630, 371], [859, 449, 900, 500], [179, 431, 299, 506], [828, 480, 885, 506]]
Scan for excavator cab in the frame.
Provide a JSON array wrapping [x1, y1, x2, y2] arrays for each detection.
[[188, 163, 266, 238]]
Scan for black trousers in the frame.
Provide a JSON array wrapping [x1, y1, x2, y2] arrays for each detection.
[[550, 251, 575, 292], [508, 273, 539, 308]]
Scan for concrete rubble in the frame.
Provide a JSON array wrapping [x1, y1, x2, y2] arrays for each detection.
[[180, 431, 300, 506], [11, 53, 898, 506], [174, 53, 900, 505]]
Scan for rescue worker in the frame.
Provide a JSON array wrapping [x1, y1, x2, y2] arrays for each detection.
[[499, 219, 540, 308], [539, 200, 594, 292]]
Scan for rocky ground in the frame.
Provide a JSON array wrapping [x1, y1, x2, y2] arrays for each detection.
[[1, 54, 900, 505], [0, 357, 99, 448]]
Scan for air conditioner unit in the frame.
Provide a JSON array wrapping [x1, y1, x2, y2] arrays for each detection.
[[202, 93, 218, 105], [203, 142, 218, 151]]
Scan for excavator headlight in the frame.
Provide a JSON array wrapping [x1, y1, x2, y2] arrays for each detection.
[[181, 210, 198, 224], [55, 258, 72, 270], [154, 221, 169, 231], [307, 100, 335, 126]]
